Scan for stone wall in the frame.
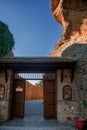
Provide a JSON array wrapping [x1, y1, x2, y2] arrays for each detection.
[[74, 60, 87, 119], [62, 44, 87, 119], [56, 69, 80, 123], [25, 81, 43, 100], [0, 70, 13, 122]]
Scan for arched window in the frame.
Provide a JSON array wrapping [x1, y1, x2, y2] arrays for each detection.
[[0, 84, 5, 99], [63, 85, 72, 100]]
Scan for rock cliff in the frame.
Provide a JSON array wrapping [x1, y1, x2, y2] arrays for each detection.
[[50, 0, 87, 56]]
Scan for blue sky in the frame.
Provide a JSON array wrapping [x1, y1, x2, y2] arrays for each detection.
[[0, 0, 62, 56]]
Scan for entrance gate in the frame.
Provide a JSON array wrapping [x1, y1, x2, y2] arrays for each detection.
[[13, 72, 57, 119], [0, 57, 77, 120]]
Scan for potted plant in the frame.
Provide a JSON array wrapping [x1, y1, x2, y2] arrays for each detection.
[[76, 99, 87, 130], [82, 99, 87, 129], [76, 118, 86, 130]]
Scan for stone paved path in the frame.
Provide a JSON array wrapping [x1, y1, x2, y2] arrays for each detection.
[[0, 126, 77, 130], [0, 100, 77, 130]]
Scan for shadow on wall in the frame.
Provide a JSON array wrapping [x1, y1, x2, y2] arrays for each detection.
[[62, 43, 87, 59]]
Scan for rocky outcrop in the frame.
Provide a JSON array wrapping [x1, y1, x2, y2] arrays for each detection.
[[50, 0, 87, 56], [25, 81, 43, 100]]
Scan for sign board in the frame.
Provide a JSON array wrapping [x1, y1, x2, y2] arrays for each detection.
[[15, 86, 23, 92]]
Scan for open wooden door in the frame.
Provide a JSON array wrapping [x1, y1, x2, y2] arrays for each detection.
[[13, 79, 25, 118], [43, 79, 56, 119]]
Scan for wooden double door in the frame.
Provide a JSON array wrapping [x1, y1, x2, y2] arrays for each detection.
[[43, 79, 57, 119], [13, 79, 25, 118], [12, 79, 56, 119]]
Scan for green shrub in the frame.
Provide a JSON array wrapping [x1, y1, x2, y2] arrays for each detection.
[[0, 21, 15, 58]]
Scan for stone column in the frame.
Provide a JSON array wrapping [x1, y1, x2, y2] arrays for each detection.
[[56, 69, 79, 123], [0, 70, 13, 122]]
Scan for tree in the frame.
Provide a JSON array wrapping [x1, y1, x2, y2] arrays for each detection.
[[0, 21, 15, 58]]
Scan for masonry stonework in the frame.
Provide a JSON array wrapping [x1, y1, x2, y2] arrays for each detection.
[[56, 70, 79, 123], [0, 70, 13, 121]]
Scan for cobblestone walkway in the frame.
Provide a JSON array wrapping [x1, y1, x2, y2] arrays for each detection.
[[0, 100, 77, 130]]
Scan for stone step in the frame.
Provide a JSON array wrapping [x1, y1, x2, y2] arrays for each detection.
[[0, 126, 77, 130]]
